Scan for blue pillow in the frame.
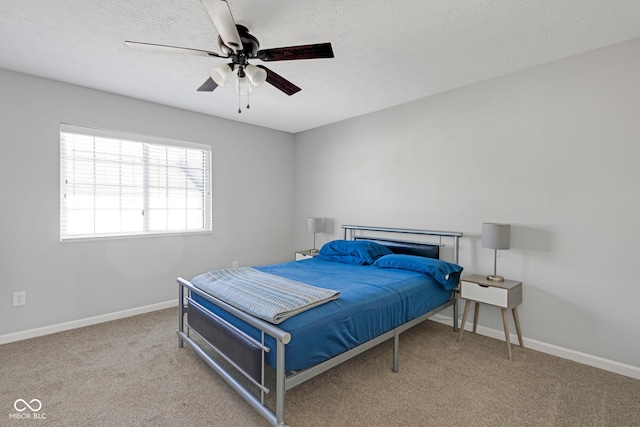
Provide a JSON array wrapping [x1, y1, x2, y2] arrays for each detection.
[[316, 240, 392, 265], [373, 254, 463, 290]]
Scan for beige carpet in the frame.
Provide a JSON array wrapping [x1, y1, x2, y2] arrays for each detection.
[[1, 308, 639, 426]]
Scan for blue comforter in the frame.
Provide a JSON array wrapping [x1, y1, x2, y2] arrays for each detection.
[[191, 257, 452, 371]]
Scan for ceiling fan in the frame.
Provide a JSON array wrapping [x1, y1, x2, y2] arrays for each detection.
[[125, 0, 334, 112]]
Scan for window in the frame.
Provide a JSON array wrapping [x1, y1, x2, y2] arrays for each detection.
[[60, 124, 211, 241]]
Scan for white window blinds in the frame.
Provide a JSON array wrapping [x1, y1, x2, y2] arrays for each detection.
[[60, 124, 211, 241]]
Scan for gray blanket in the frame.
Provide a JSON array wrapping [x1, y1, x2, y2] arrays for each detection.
[[191, 267, 340, 324]]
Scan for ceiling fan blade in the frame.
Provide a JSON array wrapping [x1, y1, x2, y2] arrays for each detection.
[[257, 43, 334, 61], [197, 77, 218, 92], [256, 65, 301, 96], [124, 41, 224, 58], [201, 0, 243, 52]]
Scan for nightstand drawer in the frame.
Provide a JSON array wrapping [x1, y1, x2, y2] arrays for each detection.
[[461, 281, 509, 307]]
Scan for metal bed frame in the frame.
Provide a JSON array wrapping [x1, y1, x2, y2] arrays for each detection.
[[177, 225, 463, 426]]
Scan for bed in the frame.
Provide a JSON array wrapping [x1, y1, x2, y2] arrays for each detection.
[[177, 225, 463, 426]]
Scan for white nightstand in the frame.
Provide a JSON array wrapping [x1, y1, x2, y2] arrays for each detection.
[[295, 250, 318, 261], [457, 274, 523, 361]]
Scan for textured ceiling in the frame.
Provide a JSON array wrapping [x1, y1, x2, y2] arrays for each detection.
[[2, 1, 640, 133]]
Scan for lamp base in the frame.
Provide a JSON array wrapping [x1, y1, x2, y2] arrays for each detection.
[[487, 275, 505, 282]]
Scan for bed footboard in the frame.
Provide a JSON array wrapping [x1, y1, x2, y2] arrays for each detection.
[[187, 300, 263, 383], [178, 278, 290, 427]]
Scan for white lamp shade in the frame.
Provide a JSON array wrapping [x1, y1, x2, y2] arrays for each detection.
[[245, 64, 267, 86], [210, 64, 233, 86], [482, 223, 511, 250], [307, 217, 323, 234], [235, 76, 253, 94]]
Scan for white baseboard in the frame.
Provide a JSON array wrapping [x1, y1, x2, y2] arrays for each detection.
[[430, 314, 640, 380], [0, 300, 178, 345]]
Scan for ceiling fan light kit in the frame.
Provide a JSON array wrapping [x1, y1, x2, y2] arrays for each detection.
[[235, 75, 252, 95], [210, 63, 233, 86], [125, 0, 334, 112], [244, 64, 267, 86]]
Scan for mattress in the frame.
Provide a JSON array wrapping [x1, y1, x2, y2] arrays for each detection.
[[190, 257, 452, 371]]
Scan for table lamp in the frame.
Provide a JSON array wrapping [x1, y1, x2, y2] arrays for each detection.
[[307, 217, 323, 253], [482, 223, 511, 282]]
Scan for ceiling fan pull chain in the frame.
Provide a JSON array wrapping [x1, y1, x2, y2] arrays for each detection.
[[247, 92, 251, 110], [238, 92, 242, 114]]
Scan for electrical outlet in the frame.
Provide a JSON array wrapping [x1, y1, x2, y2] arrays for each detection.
[[232, 261, 239, 268], [13, 291, 26, 306]]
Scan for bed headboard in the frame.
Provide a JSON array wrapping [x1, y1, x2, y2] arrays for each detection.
[[343, 225, 463, 264], [353, 236, 440, 259]]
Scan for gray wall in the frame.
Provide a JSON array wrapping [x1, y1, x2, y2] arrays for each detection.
[[0, 69, 295, 335], [2, 36, 639, 374], [293, 38, 640, 369]]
